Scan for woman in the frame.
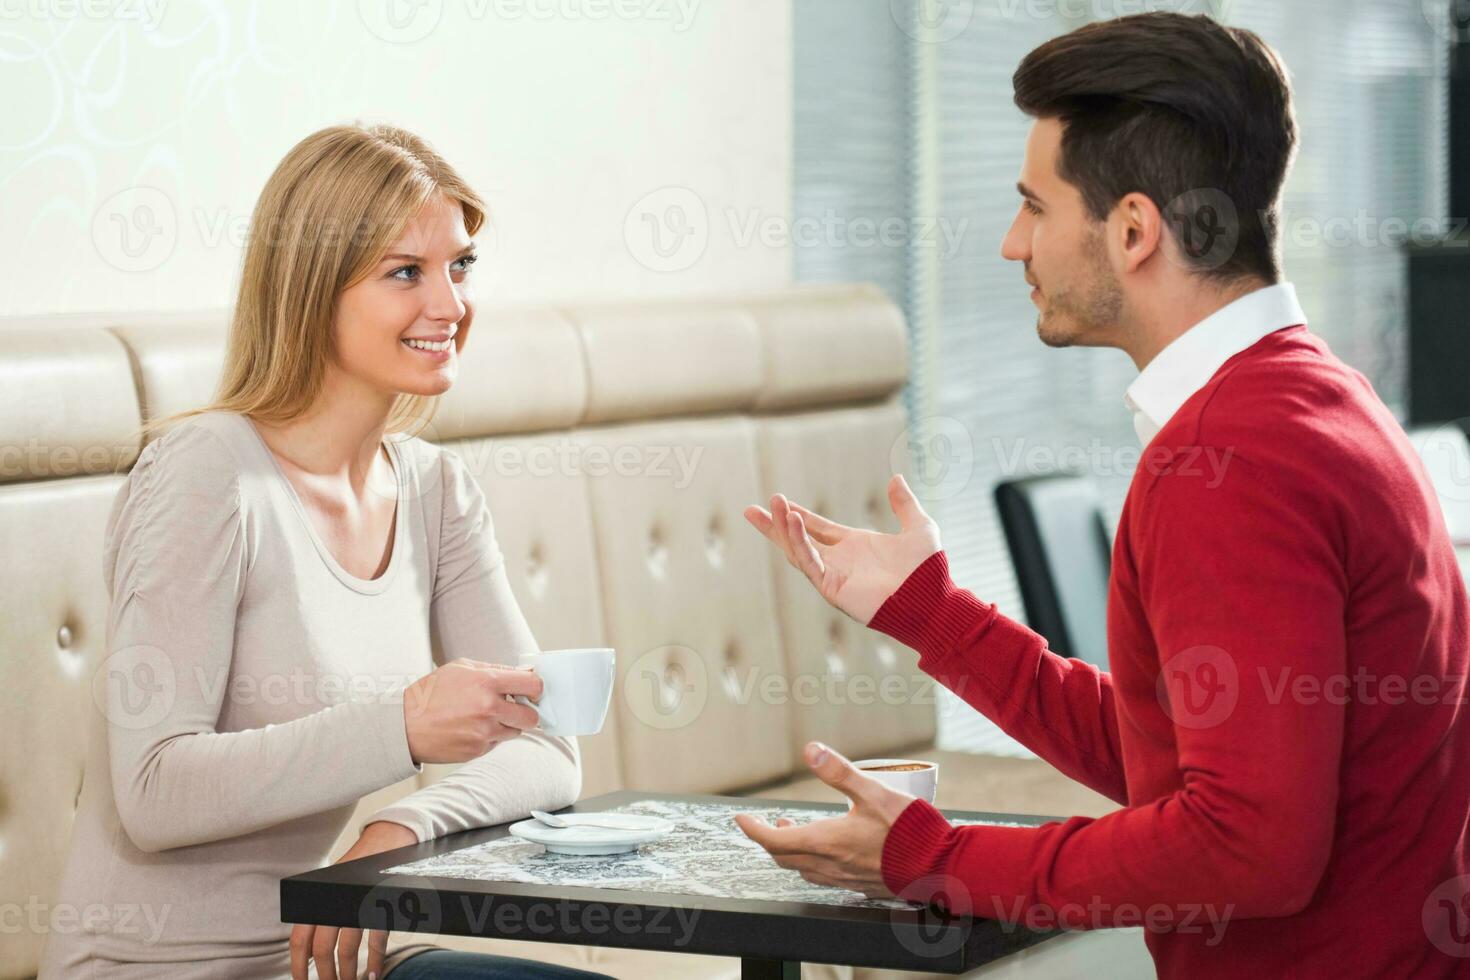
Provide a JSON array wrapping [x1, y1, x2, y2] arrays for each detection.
[[39, 124, 612, 980]]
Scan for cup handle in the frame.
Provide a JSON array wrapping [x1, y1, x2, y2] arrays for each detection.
[[512, 694, 555, 732]]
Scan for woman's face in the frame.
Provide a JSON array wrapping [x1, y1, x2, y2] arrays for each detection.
[[332, 194, 477, 399]]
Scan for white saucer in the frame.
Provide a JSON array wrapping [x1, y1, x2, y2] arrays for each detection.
[[508, 813, 674, 856]]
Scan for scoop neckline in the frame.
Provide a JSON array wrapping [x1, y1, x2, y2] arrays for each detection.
[[236, 413, 406, 595]]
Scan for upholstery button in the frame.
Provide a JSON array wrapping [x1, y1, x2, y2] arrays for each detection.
[[55, 622, 85, 680], [719, 641, 743, 700], [659, 661, 686, 709], [717, 643, 740, 705], [827, 618, 844, 649], [525, 542, 549, 598], [646, 524, 669, 579], [705, 515, 725, 568]]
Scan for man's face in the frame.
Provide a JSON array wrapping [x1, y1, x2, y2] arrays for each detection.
[[1000, 117, 1122, 348]]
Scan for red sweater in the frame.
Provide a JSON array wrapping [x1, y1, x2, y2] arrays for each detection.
[[871, 326, 1470, 978]]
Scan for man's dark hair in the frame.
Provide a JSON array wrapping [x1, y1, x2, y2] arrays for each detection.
[[1013, 12, 1297, 285]]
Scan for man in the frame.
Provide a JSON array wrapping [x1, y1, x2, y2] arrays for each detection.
[[734, 11, 1470, 979]]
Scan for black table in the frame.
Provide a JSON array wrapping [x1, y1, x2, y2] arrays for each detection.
[[281, 791, 1062, 977]]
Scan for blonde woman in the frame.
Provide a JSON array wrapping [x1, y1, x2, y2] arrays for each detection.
[[40, 125, 612, 980]]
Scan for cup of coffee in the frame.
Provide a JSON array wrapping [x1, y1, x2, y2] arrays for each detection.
[[851, 758, 939, 804], [515, 648, 615, 736]]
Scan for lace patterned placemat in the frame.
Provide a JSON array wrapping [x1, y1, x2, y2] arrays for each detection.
[[382, 797, 1036, 911]]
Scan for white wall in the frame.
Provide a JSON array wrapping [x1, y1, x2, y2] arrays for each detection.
[[0, 0, 791, 316]]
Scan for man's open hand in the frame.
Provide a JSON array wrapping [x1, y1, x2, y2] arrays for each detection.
[[734, 742, 917, 899], [744, 474, 941, 625]]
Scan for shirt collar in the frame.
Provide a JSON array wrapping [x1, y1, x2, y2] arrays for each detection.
[[1124, 281, 1307, 445]]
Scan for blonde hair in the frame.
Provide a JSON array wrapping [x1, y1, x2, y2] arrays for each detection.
[[139, 123, 485, 443]]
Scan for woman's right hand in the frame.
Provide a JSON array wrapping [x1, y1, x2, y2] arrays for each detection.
[[401, 659, 543, 764]]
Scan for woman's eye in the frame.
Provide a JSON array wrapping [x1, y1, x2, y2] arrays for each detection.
[[1023, 200, 1042, 217], [388, 255, 475, 282]]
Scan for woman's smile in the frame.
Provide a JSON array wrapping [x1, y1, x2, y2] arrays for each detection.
[[400, 324, 458, 362]]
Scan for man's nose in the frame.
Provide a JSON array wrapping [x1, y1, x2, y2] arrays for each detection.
[[1000, 220, 1029, 262]]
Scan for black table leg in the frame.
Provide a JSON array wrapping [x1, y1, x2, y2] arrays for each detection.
[[741, 958, 801, 979]]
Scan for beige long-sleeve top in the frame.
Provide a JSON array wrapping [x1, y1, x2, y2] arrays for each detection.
[[39, 410, 581, 979]]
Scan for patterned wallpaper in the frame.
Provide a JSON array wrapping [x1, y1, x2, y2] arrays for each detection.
[[0, 0, 791, 318]]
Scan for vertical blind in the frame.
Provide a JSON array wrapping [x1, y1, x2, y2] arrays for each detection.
[[794, 0, 1449, 755]]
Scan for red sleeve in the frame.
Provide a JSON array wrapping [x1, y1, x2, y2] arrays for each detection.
[[876, 453, 1346, 924], [867, 551, 1127, 804]]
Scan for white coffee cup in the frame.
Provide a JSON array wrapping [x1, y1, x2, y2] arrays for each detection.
[[850, 758, 939, 804], [515, 648, 615, 736]]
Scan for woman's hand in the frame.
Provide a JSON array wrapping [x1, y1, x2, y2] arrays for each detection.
[[401, 659, 543, 765], [744, 474, 942, 624], [290, 821, 417, 980]]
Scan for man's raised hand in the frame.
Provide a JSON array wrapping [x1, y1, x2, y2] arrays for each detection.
[[743, 473, 941, 624]]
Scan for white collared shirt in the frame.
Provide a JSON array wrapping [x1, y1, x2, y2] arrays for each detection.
[[1124, 282, 1308, 446]]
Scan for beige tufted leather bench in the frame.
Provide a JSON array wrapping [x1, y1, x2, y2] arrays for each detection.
[[0, 284, 1149, 979]]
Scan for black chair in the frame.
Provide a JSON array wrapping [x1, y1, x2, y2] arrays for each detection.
[[993, 474, 1112, 669]]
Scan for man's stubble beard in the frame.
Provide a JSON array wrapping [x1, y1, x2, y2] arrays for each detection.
[[1035, 231, 1123, 349]]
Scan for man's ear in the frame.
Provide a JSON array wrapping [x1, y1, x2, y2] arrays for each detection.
[[1113, 191, 1164, 274]]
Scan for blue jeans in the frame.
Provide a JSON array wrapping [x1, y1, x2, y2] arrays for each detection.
[[385, 949, 613, 979]]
